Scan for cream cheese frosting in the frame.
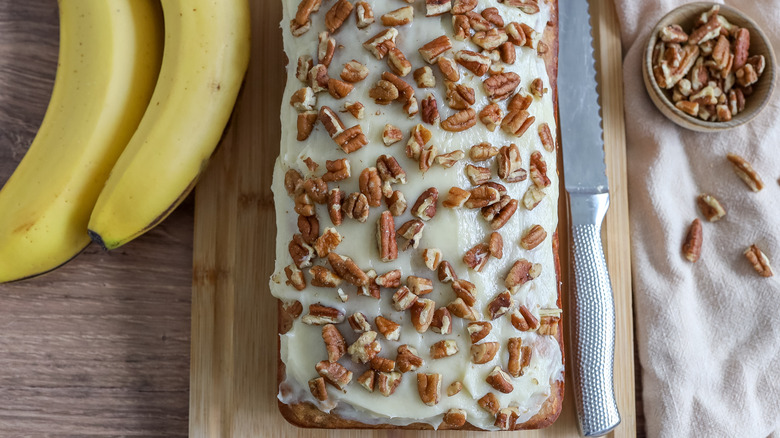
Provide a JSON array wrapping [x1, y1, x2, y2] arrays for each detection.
[[271, 0, 562, 430]]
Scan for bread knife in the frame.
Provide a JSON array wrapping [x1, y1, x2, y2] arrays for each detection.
[[558, 0, 621, 436]]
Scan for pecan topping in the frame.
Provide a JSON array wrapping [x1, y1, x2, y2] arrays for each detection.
[[322, 323, 347, 362], [727, 153, 764, 192], [387, 45, 412, 77], [425, 0, 452, 17], [466, 165, 492, 186], [520, 225, 547, 250], [408, 275, 434, 296], [442, 409, 467, 428], [325, 0, 353, 33], [478, 393, 500, 416], [322, 158, 351, 182], [422, 248, 443, 271], [438, 261, 458, 283], [376, 371, 402, 396], [744, 245, 774, 278], [697, 194, 726, 222], [412, 188, 439, 221], [356, 370, 375, 392], [538, 123, 555, 152], [464, 243, 490, 272], [309, 377, 328, 401], [348, 331, 381, 364], [512, 344, 533, 376], [381, 6, 414, 26], [294, 192, 314, 216], [465, 185, 500, 209], [443, 187, 471, 208], [319, 106, 345, 137], [303, 303, 344, 325], [387, 190, 407, 216], [508, 92, 533, 112], [529, 151, 550, 188], [355, 1, 374, 28], [431, 307, 452, 335], [289, 234, 315, 268], [470, 142, 499, 161], [411, 298, 436, 333], [377, 211, 398, 262], [486, 366, 514, 393], [499, 41, 516, 64], [297, 111, 318, 141], [363, 28, 398, 59], [503, 0, 540, 14], [455, 50, 491, 76], [479, 103, 503, 131], [297, 214, 319, 245], [376, 315, 401, 341], [501, 109, 535, 137], [396, 345, 423, 372], [296, 55, 313, 82], [421, 94, 440, 125], [465, 11, 490, 32], [303, 178, 328, 204], [437, 56, 460, 82], [397, 219, 425, 250], [392, 286, 418, 311], [497, 144, 527, 183], [284, 265, 306, 291], [505, 259, 542, 289], [348, 312, 372, 333], [452, 14, 471, 41], [436, 150, 465, 168], [487, 291, 513, 319], [327, 252, 369, 286], [417, 373, 442, 406], [343, 192, 370, 222], [451, 279, 477, 307], [489, 232, 504, 259], [682, 218, 703, 263], [290, 87, 317, 112], [441, 108, 477, 132], [309, 265, 342, 288], [445, 81, 476, 110], [419, 144, 438, 174], [327, 188, 344, 226], [452, 0, 477, 14], [511, 306, 539, 331], [414, 66, 436, 88], [430, 339, 459, 359], [316, 359, 353, 390], [382, 124, 403, 145], [340, 60, 369, 83], [472, 28, 508, 51], [530, 77, 546, 98], [495, 408, 521, 431], [482, 7, 504, 26], [377, 154, 406, 187], [406, 124, 432, 159], [359, 167, 382, 207], [660, 24, 688, 43], [370, 357, 396, 373], [334, 125, 368, 153], [375, 269, 402, 288], [522, 185, 545, 210], [506, 22, 527, 46], [468, 321, 492, 343], [447, 381, 463, 396], [294, 0, 321, 27], [290, 19, 310, 38], [471, 342, 499, 364], [447, 298, 479, 321]]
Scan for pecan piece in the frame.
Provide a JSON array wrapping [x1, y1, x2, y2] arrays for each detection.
[[327, 252, 369, 286], [297, 214, 319, 245], [697, 194, 726, 222], [303, 303, 345, 325], [414, 66, 436, 88], [319, 106, 345, 137], [412, 188, 439, 221], [445, 81, 476, 110], [408, 276, 434, 296], [430, 339, 459, 359], [744, 245, 774, 278], [470, 142, 499, 161], [442, 409, 467, 428], [348, 312, 372, 333], [659, 24, 688, 43], [375, 269, 401, 288], [455, 50, 491, 76], [327, 188, 344, 226], [333, 125, 368, 154], [376, 371, 402, 396], [538, 123, 555, 152], [447, 298, 479, 321], [486, 366, 514, 393], [479, 103, 503, 131], [356, 370, 375, 392], [520, 225, 547, 250], [465, 185, 500, 209], [348, 331, 381, 364], [529, 151, 550, 188], [382, 124, 403, 145], [499, 41, 516, 64], [451, 279, 477, 307], [489, 232, 503, 259], [290, 87, 317, 112], [497, 143, 527, 183], [340, 60, 369, 83], [421, 94, 440, 125], [322, 323, 347, 362], [284, 169, 304, 196], [343, 192, 370, 222], [471, 342, 499, 364], [505, 259, 542, 289], [501, 110, 535, 137], [354, 1, 374, 28], [309, 377, 328, 401], [392, 286, 418, 311], [309, 265, 342, 288], [487, 291, 513, 319], [438, 261, 458, 283], [370, 357, 396, 373], [421, 248, 443, 271], [417, 373, 442, 406], [381, 6, 413, 26], [511, 306, 538, 331], [436, 150, 465, 168], [396, 345, 423, 372], [363, 28, 398, 59], [452, 0, 477, 14], [387, 190, 407, 216], [447, 381, 463, 396], [359, 167, 383, 207], [376, 315, 401, 341], [325, 0, 353, 33], [284, 265, 306, 291], [468, 321, 492, 343], [478, 393, 500, 416], [466, 164, 492, 186], [727, 153, 764, 192], [522, 185, 545, 210], [472, 28, 508, 51], [431, 307, 452, 335], [397, 219, 425, 250], [463, 243, 490, 272], [387, 45, 412, 77], [296, 55, 313, 83], [289, 234, 315, 269], [322, 158, 351, 182], [506, 22, 526, 46], [682, 218, 703, 263], [419, 35, 452, 64], [425, 0, 452, 17], [316, 359, 353, 390], [441, 108, 477, 132], [297, 111, 318, 141], [377, 211, 398, 262], [437, 56, 461, 82], [411, 298, 436, 333], [443, 187, 471, 208]]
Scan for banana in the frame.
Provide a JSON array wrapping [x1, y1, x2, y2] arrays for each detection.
[[0, 0, 163, 283], [88, 0, 251, 250]]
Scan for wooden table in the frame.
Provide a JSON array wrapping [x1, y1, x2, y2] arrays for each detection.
[[0, 0, 641, 436]]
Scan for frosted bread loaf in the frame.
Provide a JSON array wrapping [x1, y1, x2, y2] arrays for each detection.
[[271, 0, 563, 431]]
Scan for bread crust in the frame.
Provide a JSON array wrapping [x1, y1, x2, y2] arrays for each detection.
[[277, 0, 563, 430]]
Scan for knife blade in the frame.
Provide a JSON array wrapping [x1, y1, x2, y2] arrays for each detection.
[[558, 1, 621, 436]]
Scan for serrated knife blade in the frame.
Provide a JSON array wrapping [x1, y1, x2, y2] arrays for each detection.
[[559, 1, 621, 436]]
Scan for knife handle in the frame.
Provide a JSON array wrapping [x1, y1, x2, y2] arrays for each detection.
[[568, 192, 620, 437]]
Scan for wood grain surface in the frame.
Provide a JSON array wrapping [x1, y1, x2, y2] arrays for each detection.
[[190, 1, 639, 437], [0, 1, 190, 435]]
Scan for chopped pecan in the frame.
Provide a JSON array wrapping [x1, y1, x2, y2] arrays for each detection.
[[495, 407, 521, 430], [463, 243, 491, 271], [519, 22, 538, 47], [343, 192, 370, 222], [529, 151, 550, 188], [392, 286, 418, 311], [436, 150, 465, 168], [370, 80, 400, 105], [387, 45, 412, 77], [412, 188, 439, 221], [455, 50, 491, 76], [327, 252, 369, 286], [465, 10, 491, 31], [316, 359, 353, 390], [520, 225, 547, 250], [356, 369, 375, 392], [419, 144, 438, 174], [370, 357, 396, 373], [487, 291, 513, 319], [309, 265, 343, 288], [471, 342, 499, 364], [376, 211, 398, 262], [465, 185, 500, 209], [348, 312, 372, 333], [437, 56, 461, 82], [297, 111, 318, 141], [387, 191, 407, 216], [445, 81, 476, 110], [289, 17, 311, 36], [421, 94, 440, 125], [415, 66, 436, 88], [452, 0, 477, 14], [284, 265, 306, 291], [425, 0, 452, 17], [447, 298, 479, 321], [289, 234, 315, 268], [430, 339, 459, 359], [354, 1, 374, 28], [505, 259, 542, 289], [660, 24, 688, 43], [443, 187, 471, 208], [682, 219, 703, 263], [396, 345, 424, 372], [442, 409, 467, 428], [317, 32, 336, 67], [538, 123, 555, 152], [284, 168, 303, 195], [411, 298, 436, 333], [452, 14, 471, 41], [322, 323, 347, 362], [297, 214, 319, 245], [689, 12, 721, 45], [296, 55, 313, 83], [417, 373, 442, 406], [508, 92, 533, 112], [470, 142, 498, 162], [363, 28, 398, 59], [482, 7, 504, 26], [422, 248, 443, 271], [376, 371, 403, 396], [375, 269, 402, 288], [419, 35, 452, 64], [489, 232, 504, 259], [340, 60, 369, 83], [303, 303, 344, 325], [406, 124, 432, 159], [376, 155, 407, 191], [503, 0, 540, 14], [408, 276, 434, 296], [290, 87, 317, 112], [676, 100, 699, 117], [478, 393, 501, 416], [530, 77, 546, 97], [325, 0, 353, 33], [522, 185, 545, 210], [438, 261, 458, 283], [502, 109, 535, 137], [451, 279, 477, 307], [499, 41, 516, 64], [322, 158, 351, 182], [744, 245, 774, 278], [359, 167, 382, 207], [472, 28, 508, 51], [697, 194, 726, 222], [538, 312, 561, 336], [497, 144, 526, 183], [431, 307, 453, 334], [382, 6, 413, 26], [468, 321, 492, 343], [466, 165, 492, 186], [486, 366, 513, 393], [397, 219, 425, 250], [348, 331, 381, 364], [303, 178, 328, 204], [506, 22, 526, 46], [327, 188, 344, 226], [294, 192, 315, 216], [382, 124, 403, 145], [319, 106, 345, 137], [293, 0, 320, 27], [479, 103, 503, 131], [447, 381, 463, 396], [376, 315, 401, 341], [727, 153, 764, 192], [309, 376, 328, 401]]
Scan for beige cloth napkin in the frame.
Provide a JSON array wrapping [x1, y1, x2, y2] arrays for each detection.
[[613, 0, 780, 436]]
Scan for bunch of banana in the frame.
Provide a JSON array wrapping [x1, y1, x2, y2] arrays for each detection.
[[0, 0, 250, 283]]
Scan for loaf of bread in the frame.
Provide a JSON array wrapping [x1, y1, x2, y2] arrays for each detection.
[[271, 0, 563, 430]]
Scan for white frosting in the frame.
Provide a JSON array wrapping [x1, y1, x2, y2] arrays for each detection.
[[272, 0, 562, 430]]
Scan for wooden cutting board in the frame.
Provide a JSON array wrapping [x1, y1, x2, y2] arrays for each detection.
[[189, 0, 636, 436]]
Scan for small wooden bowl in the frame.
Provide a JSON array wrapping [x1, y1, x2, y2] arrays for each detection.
[[643, 2, 776, 132]]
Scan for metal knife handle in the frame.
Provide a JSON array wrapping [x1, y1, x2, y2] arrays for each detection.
[[568, 192, 620, 437]]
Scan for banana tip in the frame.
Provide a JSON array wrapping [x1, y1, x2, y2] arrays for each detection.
[[88, 229, 109, 251]]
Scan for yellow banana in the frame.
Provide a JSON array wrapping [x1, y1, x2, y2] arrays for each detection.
[[0, 0, 163, 283], [88, 0, 251, 250]]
